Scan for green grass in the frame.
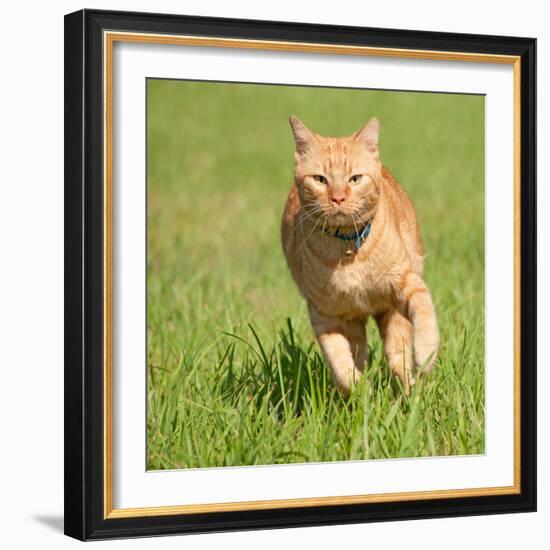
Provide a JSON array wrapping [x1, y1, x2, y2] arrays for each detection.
[[146, 79, 485, 470]]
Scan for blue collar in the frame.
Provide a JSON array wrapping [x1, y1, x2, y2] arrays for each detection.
[[324, 221, 372, 251]]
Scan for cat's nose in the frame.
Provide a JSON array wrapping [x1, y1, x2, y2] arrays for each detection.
[[331, 194, 347, 205]]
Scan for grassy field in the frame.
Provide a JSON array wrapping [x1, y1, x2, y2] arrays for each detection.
[[146, 79, 485, 470]]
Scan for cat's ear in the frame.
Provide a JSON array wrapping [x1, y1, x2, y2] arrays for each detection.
[[289, 116, 316, 155], [354, 117, 380, 153]]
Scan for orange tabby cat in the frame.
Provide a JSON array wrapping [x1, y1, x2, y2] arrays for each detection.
[[281, 116, 439, 396]]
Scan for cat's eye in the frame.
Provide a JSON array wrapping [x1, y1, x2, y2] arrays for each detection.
[[349, 175, 362, 184], [313, 175, 328, 184]]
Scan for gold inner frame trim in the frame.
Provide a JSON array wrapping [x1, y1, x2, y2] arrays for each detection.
[[103, 30, 522, 520]]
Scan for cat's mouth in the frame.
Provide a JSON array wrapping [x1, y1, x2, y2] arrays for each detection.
[[326, 211, 362, 230], [330, 212, 351, 224]]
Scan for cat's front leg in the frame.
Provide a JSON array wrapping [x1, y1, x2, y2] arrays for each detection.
[[308, 305, 362, 397], [398, 272, 439, 374], [347, 319, 367, 372], [375, 308, 414, 394]]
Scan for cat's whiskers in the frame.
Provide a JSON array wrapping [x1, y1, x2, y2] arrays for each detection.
[[298, 213, 325, 253], [298, 206, 324, 226], [301, 198, 319, 206], [351, 213, 360, 238], [321, 215, 328, 253], [300, 199, 320, 212]]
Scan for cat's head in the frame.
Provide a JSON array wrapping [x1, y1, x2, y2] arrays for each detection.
[[289, 116, 382, 229]]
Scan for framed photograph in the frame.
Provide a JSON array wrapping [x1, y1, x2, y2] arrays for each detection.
[[64, 9, 536, 541]]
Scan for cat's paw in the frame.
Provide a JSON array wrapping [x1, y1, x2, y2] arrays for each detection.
[[414, 345, 438, 373]]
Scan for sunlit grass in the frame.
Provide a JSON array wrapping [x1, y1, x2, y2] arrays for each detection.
[[146, 79, 485, 469]]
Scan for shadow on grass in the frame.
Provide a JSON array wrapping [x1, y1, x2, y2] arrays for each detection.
[[221, 319, 341, 418], [219, 319, 408, 420]]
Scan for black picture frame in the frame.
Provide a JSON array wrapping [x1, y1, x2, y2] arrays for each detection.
[[64, 8, 536, 541]]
